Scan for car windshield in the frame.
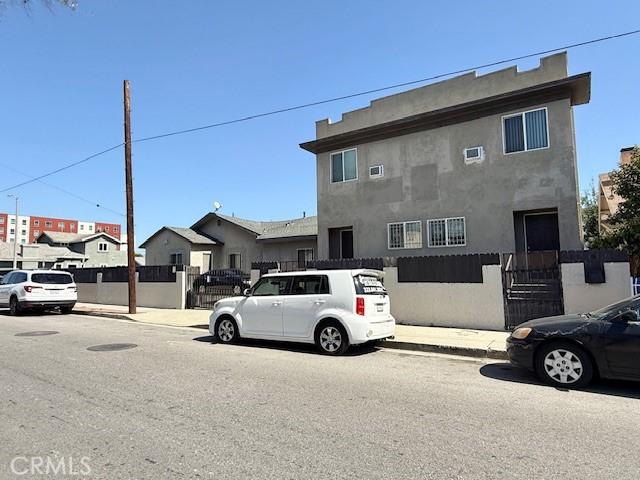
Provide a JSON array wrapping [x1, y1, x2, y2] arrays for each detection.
[[31, 273, 73, 285], [589, 295, 640, 318]]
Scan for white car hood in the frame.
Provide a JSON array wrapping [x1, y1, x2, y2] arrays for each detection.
[[215, 296, 245, 309]]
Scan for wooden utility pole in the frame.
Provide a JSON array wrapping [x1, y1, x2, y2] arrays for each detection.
[[123, 80, 137, 314]]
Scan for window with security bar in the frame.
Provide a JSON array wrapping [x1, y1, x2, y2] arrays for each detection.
[[387, 221, 422, 249], [428, 217, 466, 247]]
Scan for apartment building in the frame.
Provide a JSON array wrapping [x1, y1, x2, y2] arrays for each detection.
[[0, 212, 121, 245], [300, 53, 589, 259]]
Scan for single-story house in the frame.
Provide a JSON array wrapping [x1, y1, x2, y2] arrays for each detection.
[[141, 212, 317, 272]]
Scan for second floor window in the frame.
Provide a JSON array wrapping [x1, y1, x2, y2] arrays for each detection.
[[98, 242, 109, 252], [45, 221, 53, 228], [503, 107, 548, 154], [388, 221, 422, 249], [331, 148, 357, 183]]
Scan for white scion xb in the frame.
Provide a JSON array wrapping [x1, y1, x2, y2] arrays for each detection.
[[209, 269, 395, 354]]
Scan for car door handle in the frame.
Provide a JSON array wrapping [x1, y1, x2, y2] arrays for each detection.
[[272, 301, 282, 307], [314, 299, 326, 305]]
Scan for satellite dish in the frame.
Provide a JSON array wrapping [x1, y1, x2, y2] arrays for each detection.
[[213, 201, 222, 212]]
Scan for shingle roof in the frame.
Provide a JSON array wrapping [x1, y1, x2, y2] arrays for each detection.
[[39, 231, 120, 244], [165, 227, 220, 245], [139, 227, 220, 248], [0, 242, 85, 261], [203, 213, 317, 240]]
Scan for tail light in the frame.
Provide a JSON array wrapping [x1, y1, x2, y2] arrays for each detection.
[[356, 297, 365, 316], [24, 286, 42, 293]]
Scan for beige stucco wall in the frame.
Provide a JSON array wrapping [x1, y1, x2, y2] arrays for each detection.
[[561, 262, 631, 314], [144, 230, 197, 266], [383, 265, 505, 330], [77, 272, 186, 309]]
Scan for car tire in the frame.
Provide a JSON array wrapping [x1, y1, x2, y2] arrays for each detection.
[[60, 306, 73, 315], [9, 296, 22, 316], [315, 321, 349, 355], [535, 341, 593, 389], [215, 316, 239, 344]]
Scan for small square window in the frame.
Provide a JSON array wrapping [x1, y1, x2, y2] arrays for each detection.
[[33, 220, 40, 226], [369, 165, 384, 178], [98, 242, 109, 252]]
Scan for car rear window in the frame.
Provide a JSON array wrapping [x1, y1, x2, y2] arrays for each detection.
[[31, 273, 73, 285], [353, 274, 386, 295]]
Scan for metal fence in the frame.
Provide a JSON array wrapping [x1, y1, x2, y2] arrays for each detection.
[[632, 277, 640, 296], [185, 267, 250, 309]]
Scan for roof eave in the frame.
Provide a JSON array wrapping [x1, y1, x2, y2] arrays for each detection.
[[300, 73, 591, 154]]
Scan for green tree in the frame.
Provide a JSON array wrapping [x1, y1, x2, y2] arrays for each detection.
[[598, 146, 640, 256], [581, 180, 600, 248]]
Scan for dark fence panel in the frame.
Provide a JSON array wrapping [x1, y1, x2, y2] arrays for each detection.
[[309, 257, 385, 271], [69, 268, 100, 284], [101, 267, 129, 283], [397, 254, 499, 283], [559, 249, 629, 264], [138, 265, 177, 283], [632, 256, 640, 277]]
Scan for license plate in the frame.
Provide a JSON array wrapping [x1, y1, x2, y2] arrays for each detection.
[[48, 290, 62, 295], [376, 305, 383, 312]]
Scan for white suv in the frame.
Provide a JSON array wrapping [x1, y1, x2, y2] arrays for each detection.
[[209, 269, 395, 355], [0, 270, 77, 315]]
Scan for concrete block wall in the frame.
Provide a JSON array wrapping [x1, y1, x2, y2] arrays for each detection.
[[561, 262, 632, 314], [383, 265, 505, 330], [77, 271, 186, 309]]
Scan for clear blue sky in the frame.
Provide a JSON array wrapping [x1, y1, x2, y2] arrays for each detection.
[[1, 0, 639, 248]]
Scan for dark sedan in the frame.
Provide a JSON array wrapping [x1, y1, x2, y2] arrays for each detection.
[[195, 269, 250, 290], [507, 294, 640, 388]]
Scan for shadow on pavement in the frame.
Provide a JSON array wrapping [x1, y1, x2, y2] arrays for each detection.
[[480, 362, 640, 400], [193, 335, 379, 357]]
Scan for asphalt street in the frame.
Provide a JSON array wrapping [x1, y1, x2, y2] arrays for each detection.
[[1, 312, 639, 479]]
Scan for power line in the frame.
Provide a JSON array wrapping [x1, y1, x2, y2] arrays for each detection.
[[133, 28, 640, 144], [0, 162, 125, 218], [1, 27, 639, 194], [0, 143, 123, 194]]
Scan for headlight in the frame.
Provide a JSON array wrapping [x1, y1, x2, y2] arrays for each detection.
[[511, 327, 532, 340]]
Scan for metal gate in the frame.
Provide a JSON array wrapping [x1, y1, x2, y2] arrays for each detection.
[[185, 267, 246, 309], [501, 251, 564, 329]]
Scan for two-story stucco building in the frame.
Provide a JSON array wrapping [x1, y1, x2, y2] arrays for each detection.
[[300, 53, 590, 259]]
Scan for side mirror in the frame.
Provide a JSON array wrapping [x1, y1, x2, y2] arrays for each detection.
[[614, 310, 638, 324], [243, 288, 251, 297]]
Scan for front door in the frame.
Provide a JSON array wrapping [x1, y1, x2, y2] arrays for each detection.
[[283, 275, 331, 338], [525, 213, 560, 252], [340, 229, 354, 259], [240, 276, 291, 336]]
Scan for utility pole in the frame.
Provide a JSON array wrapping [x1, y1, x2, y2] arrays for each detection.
[[123, 80, 137, 314], [7, 194, 18, 269]]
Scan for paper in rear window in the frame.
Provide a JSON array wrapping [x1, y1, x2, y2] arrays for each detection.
[[353, 274, 386, 295], [31, 273, 73, 285]]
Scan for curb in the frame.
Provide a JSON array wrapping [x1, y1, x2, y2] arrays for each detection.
[[76, 310, 508, 360], [381, 339, 508, 360]]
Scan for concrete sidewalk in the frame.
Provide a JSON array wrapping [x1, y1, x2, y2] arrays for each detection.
[[73, 303, 508, 359]]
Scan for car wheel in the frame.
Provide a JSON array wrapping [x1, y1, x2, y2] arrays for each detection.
[[60, 306, 73, 315], [535, 341, 593, 389], [9, 296, 22, 316], [215, 316, 239, 344], [315, 321, 349, 355]]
